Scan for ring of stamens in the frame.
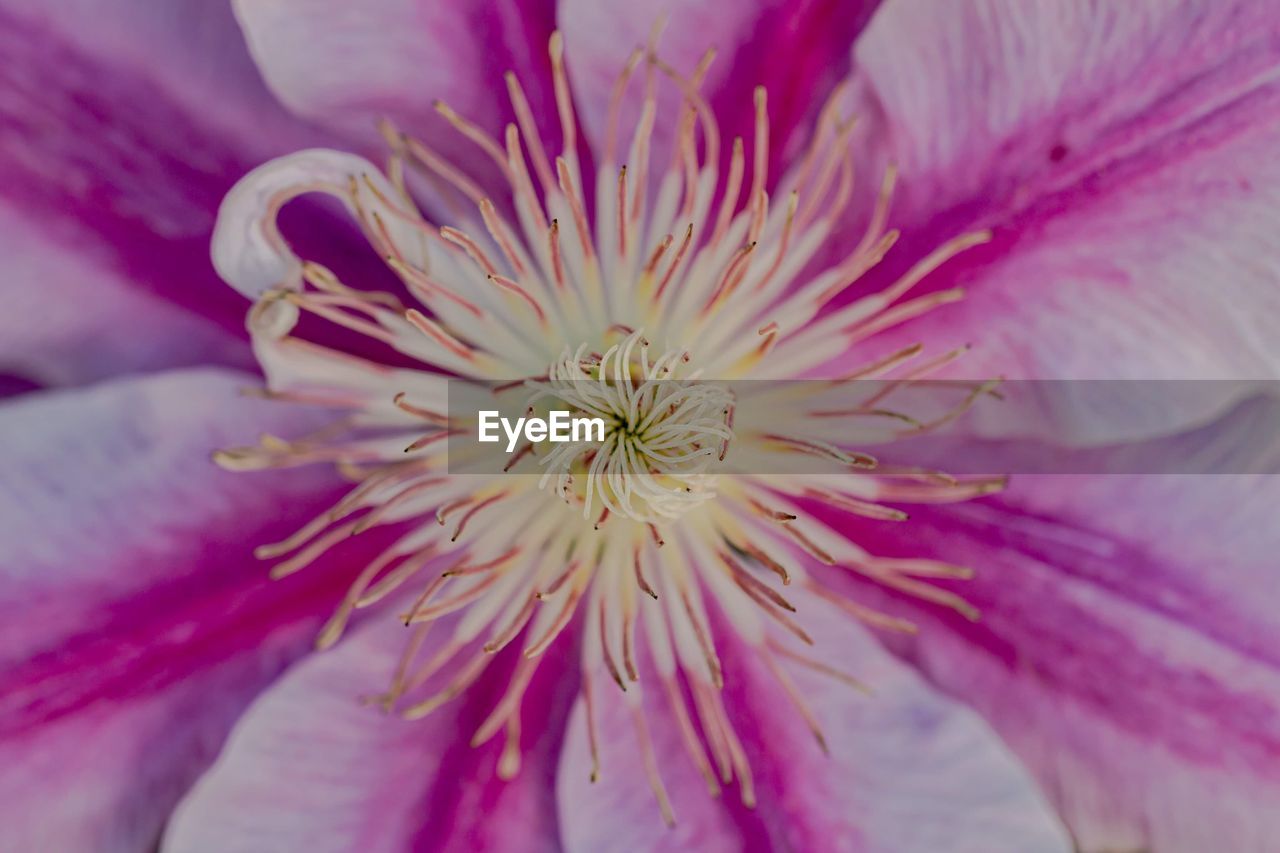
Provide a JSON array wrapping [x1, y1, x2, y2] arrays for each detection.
[[211, 25, 1001, 826]]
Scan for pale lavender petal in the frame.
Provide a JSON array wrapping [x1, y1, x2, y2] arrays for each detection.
[[557, 670, 743, 851], [1, 1, 324, 152], [0, 369, 354, 851], [0, 1, 349, 381], [830, 468, 1280, 852], [233, 0, 558, 188], [557, 593, 1071, 852], [827, 0, 1280, 437], [164, 609, 568, 853], [0, 201, 248, 388]]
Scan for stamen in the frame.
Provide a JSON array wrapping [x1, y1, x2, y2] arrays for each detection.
[[598, 597, 627, 691], [556, 157, 595, 262], [653, 223, 694, 302], [702, 242, 757, 312], [268, 520, 359, 579], [747, 86, 769, 242], [633, 547, 659, 599], [761, 646, 828, 754], [404, 309, 476, 361], [401, 653, 492, 720], [603, 48, 645, 164], [504, 124, 550, 235], [766, 638, 872, 694], [802, 487, 909, 522], [478, 198, 529, 278], [484, 594, 538, 653], [487, 274, 548, 324], [548, 31, 579, 172], [404, 136, 487, 205], [471, 657, 539, 745], [498, 716, 523, 781], [711, 137, 745, 247], [547, 219, 568, 290], [404, 572, 501, 623], [392, 393, 449, 424], [525, 582, 587, 657], [616, 166, 630, 257], [504, 72, 557, 194], [385, 256, 484, 318], [450, 493, 507, 542], [679, 586, 723, 689], [806, 580, 919, 634], [440, 226, 500, 277], [357, 545, 437, 607], [740, 542, 792, 585], [762, 434, 876, 468], [631, 705, 677, 826], [581, 678, 602, 782], [434, 100, 510, 176]]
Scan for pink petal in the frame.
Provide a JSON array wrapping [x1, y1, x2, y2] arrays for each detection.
[[0, 201, 248, 388], [557, 682, 741, 852], [1, 1, 321, 151], [560, 0, 882, 177], [0, 369, 356, 850], [831, 468, 1280, 851], [557, 591, 1071, 851], [164, 609, 568, 852], [233, 0, 558, 191], [0, 1, 348, 380], [829, 0, 1280, 435]]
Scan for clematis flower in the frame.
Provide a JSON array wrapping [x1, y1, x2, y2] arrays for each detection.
[[1, 2, 1278, 853]]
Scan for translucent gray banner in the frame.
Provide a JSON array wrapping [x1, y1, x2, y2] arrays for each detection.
[[442, 379, 1280, 476]]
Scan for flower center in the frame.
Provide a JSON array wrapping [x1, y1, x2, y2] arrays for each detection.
[[211, 25, 1002, 825], [529, 330, 734, 523]]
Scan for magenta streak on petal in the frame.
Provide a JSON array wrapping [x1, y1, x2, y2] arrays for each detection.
[[455, 0, 559, 138], [856, 78, 1280, 316], [0, 515, 404, 853], [809, 494, 1280, 778], [408, 641, 575, 852], [0, 10, 243, 336], [0, 368, 424, 849], [560, 0, 882, 219], [556, 582, 1069, 852], [0, 373, 41, 398], [827, 4, 1280, 321], [0, 486, 407, 852], [0, 503, 374, 736], [706, 606, 863, 853], [707, 0, 883, 182], [0, 9, 375, 352], [161, 602, 571, 852]]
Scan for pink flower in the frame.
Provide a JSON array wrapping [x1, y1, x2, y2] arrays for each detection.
[[2, 2, 1277, 852]]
